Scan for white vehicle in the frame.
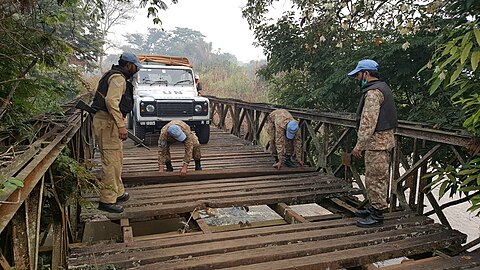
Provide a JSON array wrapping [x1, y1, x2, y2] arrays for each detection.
[[128, 55, 210, 144]]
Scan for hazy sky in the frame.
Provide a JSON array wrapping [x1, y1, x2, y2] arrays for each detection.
[[109, 0, 291, 62]]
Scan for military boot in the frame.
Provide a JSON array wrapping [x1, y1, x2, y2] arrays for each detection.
[[165, 161, 174, 172], [356, 207, 384, 228], [284, 155, 296, 167], [194, 160, 202, 171], [354, 206, 373, 218]]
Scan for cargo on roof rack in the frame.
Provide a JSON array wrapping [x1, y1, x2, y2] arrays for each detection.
[[137, 54, 192, 68]]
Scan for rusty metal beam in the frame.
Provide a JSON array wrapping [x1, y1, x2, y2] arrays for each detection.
[[0, 114, 82, 234], [208, 96, 474, 147]]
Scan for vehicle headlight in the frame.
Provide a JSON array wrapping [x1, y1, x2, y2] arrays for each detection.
[[146, 104, 155, 113], [194, 104, 203, 113]]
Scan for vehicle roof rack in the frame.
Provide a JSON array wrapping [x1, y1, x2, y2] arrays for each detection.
[[137, 55, 192, 68]]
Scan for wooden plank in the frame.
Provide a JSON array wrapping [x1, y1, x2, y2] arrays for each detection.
[[123, 226, 133, 243], [381, 250, 480, 270], [71, 212, 426, 257], [120, 218, 129, 227], [69, 221, 464, 269], [121, 167, 316, 184], [270, 203, 310, 224], [69, 214, 437, 267], [0, 252, 11, 270], [195, 218, 212, 234], [11, 205, 29, 270], [136, 229, 464, 270]]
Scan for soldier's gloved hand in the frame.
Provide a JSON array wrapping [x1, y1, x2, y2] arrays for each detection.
[[159, 166, 165, 173], [180, 163, 188, 177], [272, 161, 283, 169]]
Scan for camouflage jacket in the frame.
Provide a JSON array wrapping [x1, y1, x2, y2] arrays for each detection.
[[158, 120, 200, 165], [266, 109, 302, 161], [355, 89, 395, 151]]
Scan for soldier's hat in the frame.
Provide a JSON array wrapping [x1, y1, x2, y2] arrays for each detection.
[[167, 125, 187, 142], [286, 120, 299, 139]]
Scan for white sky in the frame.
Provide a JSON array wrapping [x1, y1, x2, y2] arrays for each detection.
[[109, 0, 291, 62]]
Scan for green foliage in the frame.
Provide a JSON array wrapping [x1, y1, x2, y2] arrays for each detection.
[[49, 147, 99, 205], [243, 0, 480, 214], [0, 0, 103, 140], [424, 157, 480, 213], [243, 0, 459, 127], [0, 177, 24, 194]]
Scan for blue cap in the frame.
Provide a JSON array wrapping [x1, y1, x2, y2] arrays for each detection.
[[286, 120, 299, 140], [120, 52, 144, 69], [347, 59, 378, 77], [167, 125, 187, 142]]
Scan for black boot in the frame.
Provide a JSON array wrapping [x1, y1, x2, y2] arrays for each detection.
[[274, 156, 279, 163], [98, 202, 123, 213], [116, 192, 130, 203], [195, 160, 202, 171], [284, 155, 296, 167], [165, 161, 174, 172], [356, 207, 384, 227], [354, 206, 373, 218]]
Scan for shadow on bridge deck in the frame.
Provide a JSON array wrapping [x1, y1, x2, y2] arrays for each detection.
[[70, 127, 467, 270]]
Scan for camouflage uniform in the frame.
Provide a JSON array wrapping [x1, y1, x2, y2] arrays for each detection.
[[355, 89, 395, 210], [158, 120, 201, 166], [266, 109, 302, 163], [92, 74, 126, 204]]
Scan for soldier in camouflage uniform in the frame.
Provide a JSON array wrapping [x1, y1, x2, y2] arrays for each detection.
[[158, 120, 202, 176], [266, 109, 304, 169], [348, 59, 398, 227]]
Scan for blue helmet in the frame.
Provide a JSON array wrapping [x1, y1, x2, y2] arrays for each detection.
[[286, 120, 299, 139], [167, 125, 186, 142]]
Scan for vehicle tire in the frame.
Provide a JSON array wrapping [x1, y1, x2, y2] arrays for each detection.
[[195, 124, 210, 144], [133, 119, 146, 141], [127, 113, 133, 130]]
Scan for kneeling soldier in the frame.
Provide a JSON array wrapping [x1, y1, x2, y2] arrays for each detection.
[[158, 120, 202, 176]]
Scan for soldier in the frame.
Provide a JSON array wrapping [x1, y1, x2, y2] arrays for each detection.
[[265, 109, 304, 169], [91, 52, 142, 213], [158, 120, 202, 176], [348, 59, 398, 227]]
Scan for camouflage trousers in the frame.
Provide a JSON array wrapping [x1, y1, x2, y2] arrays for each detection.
[[365, 150, 391, 210], [93, 111, 125, 204]]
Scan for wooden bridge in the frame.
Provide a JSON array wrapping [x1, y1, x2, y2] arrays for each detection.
[[0, 96, 478, 269]]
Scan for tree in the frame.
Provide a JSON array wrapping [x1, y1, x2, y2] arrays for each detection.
[[98, 0, 135, 72], [421, 1, 480, 213], [0, 0, 104, 138]]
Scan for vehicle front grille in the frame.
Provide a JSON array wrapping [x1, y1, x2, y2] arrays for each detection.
[[156, 102, 193, 117]]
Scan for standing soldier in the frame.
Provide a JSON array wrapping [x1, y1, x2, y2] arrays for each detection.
[[91, 52, 143, 213], [158, 120, 202, 176], [348, 59, 398, 227], [266, 109, 304, 169]]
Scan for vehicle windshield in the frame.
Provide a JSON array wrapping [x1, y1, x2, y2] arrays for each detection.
[[137, 68, 193, 86]]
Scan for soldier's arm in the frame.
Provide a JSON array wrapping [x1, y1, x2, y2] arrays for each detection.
[[294, 134, 303, 162], [276, 125, 286, 161], [158, 133, 169, 166], [355, 90, 383, 150], [105, 74, 126, 128], [183, 136, 194, 165]]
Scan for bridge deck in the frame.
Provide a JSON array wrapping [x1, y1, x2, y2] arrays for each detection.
[[71, 128, 467, 269], [69, 212, 465, 269]]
